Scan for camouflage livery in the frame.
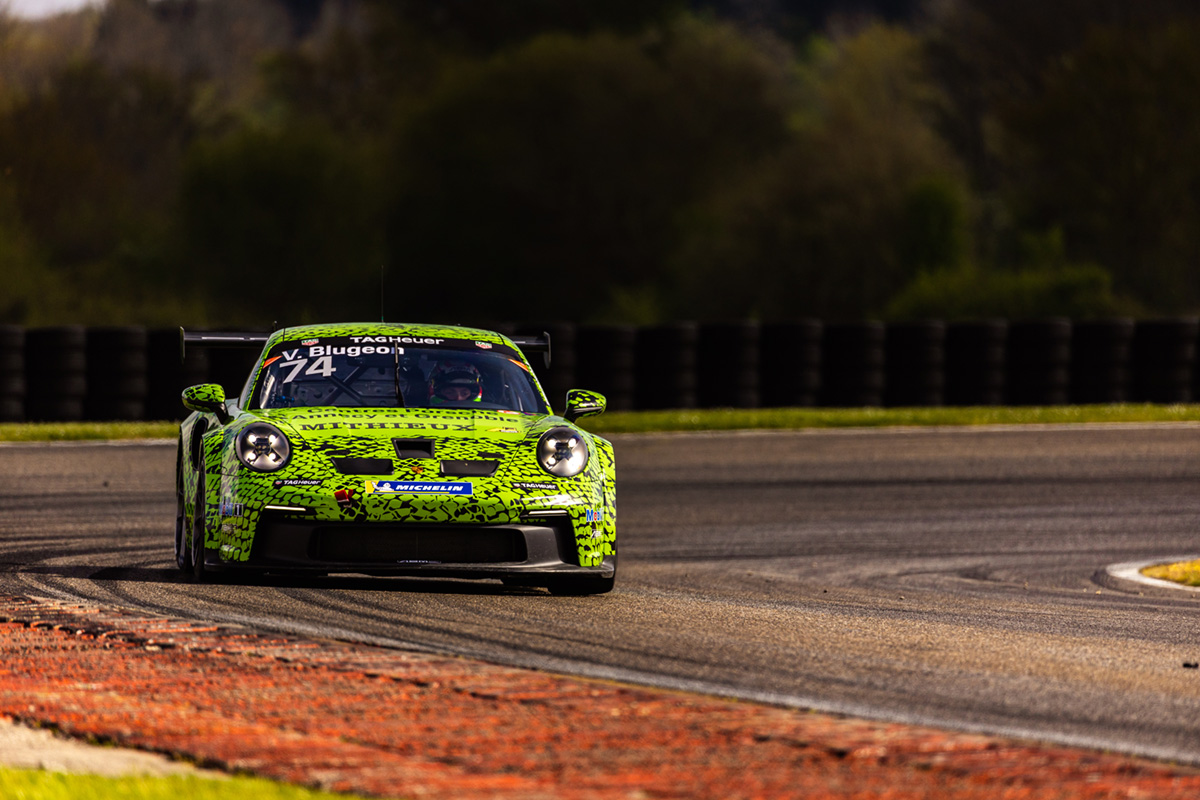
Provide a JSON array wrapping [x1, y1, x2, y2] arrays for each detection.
[[174, 322, 616, 594]]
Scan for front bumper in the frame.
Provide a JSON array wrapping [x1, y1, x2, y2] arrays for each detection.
[[206, 508, 614, 580]]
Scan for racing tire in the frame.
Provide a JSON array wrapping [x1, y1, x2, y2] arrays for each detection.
[[545, 556, 617, 596], [192, 470, 208, 581], [174, 484, 192, 573]]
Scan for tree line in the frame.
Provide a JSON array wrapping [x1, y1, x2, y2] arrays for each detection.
[[0, 0, 1198, 327]]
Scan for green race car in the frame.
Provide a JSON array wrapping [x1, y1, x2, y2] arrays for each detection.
[[174, 322, 616, 594]]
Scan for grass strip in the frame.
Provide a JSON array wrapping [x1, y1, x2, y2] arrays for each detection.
[[580, 403, 1200, 435], [0, 767, 375, 800], [2, 404, 1199, 442], [1141, 559, 1200, 587], [0, 422, 178, 442]]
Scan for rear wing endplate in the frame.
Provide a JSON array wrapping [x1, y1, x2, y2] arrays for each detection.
[[510, 333, 551, 369]]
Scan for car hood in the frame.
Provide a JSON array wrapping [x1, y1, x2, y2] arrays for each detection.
[[236, 407, 564, 467]]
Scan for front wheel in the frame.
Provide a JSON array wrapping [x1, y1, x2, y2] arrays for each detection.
[[545, 556, 617, 596]]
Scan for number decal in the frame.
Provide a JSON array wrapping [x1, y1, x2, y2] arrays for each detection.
[[279, 359, 307, 383], [305, 356, 335, 378]]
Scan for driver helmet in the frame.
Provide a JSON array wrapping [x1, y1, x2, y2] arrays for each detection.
[[428, 360, 483, 404]]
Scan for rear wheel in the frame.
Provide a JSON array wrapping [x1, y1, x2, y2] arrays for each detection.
[[174, 482, 191, 573], [191, 470, 207, 581]]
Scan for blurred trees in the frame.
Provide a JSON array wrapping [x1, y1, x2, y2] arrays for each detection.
[[385, 21, 795, 323], [0, 0, 1198, 325]]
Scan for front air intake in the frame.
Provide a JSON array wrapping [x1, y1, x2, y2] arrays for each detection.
[[394, 438, 435, 459], [330, 457, 394, 475], [441, 460, 499, 477]]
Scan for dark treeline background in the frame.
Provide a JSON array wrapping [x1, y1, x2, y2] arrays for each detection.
[[1, 0, 1198, 329]]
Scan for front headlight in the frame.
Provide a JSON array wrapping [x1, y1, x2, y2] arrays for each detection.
[[236, 422, 291, 472], [536, 426, 588, 478]]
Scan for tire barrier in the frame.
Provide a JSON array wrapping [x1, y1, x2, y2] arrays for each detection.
[[944, 321, 1007, 406], [820, 322, 885, 407], [1005, 319, 1071, 406], [635, 323, 698, 410], [518, 322, 576, 412], [575, 325, 636, 412], [206, 341, 264, 402], [1130, 318, 1198, 403], [84, 327, 148, 421], [884, 321, 944, 407], [0, 325, 24, 422], [759, 321, 822, 407], [1070, 319, 1134, 404], [145, 328, 210, 421], [3, 321, 1200, 419], [24, 326, 87, 422], [697, 322, 760, 409]]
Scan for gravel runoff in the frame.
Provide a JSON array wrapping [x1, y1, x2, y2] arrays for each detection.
[[4, 594, 1200, 800]]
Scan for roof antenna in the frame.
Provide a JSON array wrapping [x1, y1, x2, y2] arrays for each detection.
[[380, 265, 386, 322]]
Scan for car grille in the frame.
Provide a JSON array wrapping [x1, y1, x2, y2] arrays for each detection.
[[312, 525, 525, 564]]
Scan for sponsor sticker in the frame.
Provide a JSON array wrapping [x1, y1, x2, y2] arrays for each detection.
[[475, 341, 493, 349], [335, 488, 356, 508], [585, 508, 604, 523], [301, 339, 319, 346], [365, 480, 473, 496], [273, 478, 323, 487], [512, 481, 556, 492], [219, 500, 245, 518]]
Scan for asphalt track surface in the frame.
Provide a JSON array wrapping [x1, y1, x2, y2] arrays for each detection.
[[2, 426, 1200, 765]]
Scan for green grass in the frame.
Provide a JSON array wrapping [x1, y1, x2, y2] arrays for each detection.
[[0, 421, 178, 442], [0, 768, 377, 800], [579, 403, 1200, 435], [2, 405, 1199, 442], [1141, 559, 1200, 587]]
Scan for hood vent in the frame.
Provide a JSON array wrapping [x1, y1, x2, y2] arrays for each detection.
[[440, 460, 499, 478], [331, 457, 394, 475], [394, 438, 435, 459]]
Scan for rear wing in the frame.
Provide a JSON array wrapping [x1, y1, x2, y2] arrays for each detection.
[[179, 328, 270, 362], [511, 333, 551, 368]]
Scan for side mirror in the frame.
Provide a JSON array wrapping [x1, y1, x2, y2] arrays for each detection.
[[182, 384, 229, 421], [563, 389, 606, 423]]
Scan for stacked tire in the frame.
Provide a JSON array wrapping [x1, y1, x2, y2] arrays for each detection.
[[575, 325, 636, 411], [944, 321, 1007, 406], [820, 323, 884, 407], [24, 326, 87, 421], [635, 323, 698, 410], [0, 326, 24, 422], [885, 321, 944, 407], [697, 322, 759, 408], [145, 328, 211, 421], [1070, 320, 1134, 404], [85, 327, 148, 420], [1130, 319, 1198, 403], [759, 322, 822, 407], [1005, 320, 1071, 406]]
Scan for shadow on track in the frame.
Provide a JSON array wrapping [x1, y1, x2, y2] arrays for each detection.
[[5, 562, 550, 596]]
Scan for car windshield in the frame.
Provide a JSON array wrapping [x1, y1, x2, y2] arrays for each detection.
[[252, 339, 547, 413]]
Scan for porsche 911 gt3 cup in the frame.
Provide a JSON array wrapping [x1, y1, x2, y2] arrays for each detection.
[[174, 322, 616, 594]]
